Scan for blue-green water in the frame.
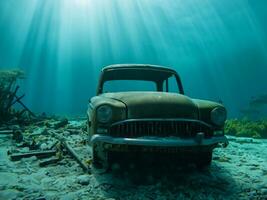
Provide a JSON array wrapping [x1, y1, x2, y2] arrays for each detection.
[[0, 0, 267, 117]]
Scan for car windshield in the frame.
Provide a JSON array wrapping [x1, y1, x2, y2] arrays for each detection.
[[103, 80, 157, 93], [98, 67, 183, 94], [102, 74, 180, 93]]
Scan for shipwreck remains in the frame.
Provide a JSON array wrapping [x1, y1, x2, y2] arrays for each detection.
[[0, 69, 35, 124]]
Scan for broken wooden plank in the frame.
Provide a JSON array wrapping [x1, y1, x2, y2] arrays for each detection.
[[0, 130, 13, 134], [0, 130, 23, 142], [6, 85, 19, 110], [14, 94, 36, 117], [39, 157, 61, 167], [10, 94, 25, 107], [0, 127, 8, 131], [63, 141, 91, 173], [47, 131, 91, 173], [10, 150, 57, 161]]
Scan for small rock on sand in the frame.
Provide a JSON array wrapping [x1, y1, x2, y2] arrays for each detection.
[[77, 175, 91, 185]]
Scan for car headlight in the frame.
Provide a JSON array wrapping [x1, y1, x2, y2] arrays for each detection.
[[97, 105, 113, 123], [211, 107, 227, 126]]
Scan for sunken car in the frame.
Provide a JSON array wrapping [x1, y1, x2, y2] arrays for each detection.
[[87, 64, 228, 168]]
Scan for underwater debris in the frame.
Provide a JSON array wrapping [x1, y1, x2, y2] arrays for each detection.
[[39, 156, 61, 167], [6, 116, 91, 174], [10, 150, 57, 161], [0, 68, 35, 124], [62, 140, 90, 173]]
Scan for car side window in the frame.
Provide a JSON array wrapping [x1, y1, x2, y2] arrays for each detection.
[[163, 75, 179, 93]]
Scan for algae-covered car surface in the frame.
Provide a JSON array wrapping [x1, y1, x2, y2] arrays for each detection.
[[87, 64, 228, 168]]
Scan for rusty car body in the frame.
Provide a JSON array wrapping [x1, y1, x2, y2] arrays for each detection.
[[87, 64, 228, 168]]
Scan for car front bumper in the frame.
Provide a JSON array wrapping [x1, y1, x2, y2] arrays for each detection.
[[90, 134, 229, 149]]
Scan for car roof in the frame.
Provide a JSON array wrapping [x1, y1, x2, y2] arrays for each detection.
[[101, 64, 178, 82], [102, 64, 176, 74]]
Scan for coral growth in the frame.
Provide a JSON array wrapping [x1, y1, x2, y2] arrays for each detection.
[[225, 118, 267, 138]]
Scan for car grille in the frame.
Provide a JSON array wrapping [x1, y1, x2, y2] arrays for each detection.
[[109, 120, 213, 138]]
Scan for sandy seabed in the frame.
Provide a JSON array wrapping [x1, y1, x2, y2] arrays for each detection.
[[0, 120, 266, 200]]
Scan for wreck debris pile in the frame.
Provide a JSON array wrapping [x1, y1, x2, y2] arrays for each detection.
[[0, 69, 35, 124], [2, 117, 91, 174]]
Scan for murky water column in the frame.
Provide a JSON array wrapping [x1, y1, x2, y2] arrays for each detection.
[[0, 0, 266, 117]]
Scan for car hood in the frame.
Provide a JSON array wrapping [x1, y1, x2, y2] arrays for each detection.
[[100, 92, 199, 119]]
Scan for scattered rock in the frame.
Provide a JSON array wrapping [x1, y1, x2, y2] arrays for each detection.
[[63, 131, 71, 136], [77, 175, 91, 185], [40, 143, 48, 150]]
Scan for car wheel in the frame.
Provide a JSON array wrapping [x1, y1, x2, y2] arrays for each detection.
[[195, 151, 212, 169]]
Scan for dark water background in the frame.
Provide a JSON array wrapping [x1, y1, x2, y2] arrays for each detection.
[[0, 0, 266, 117]]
